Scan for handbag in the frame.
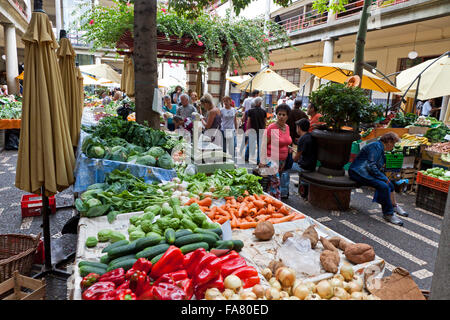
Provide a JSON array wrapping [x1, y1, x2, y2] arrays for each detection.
[[284, 152, 294, 170]]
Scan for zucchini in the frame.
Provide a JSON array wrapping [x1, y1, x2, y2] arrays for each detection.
[[108, 254, 137, 267], [107, 241, 138, 259], [180, 242, 209, 254], [232, 240, 244, 252], [100, 254, 111, 265], [175, 229, 193, 238], [194, 228, 220, 240], [106, 258, 137, 272], [78, 260, 108, 270], [150, 252, 165, 264], [214, 240, 234, 250], [101, 240, 129, 253], [79, 265, 106, 277], [174, 234, 204, 247], [135, 244, 170, 260], [164, 228, 176, 244], [135, 235, 162, 251]]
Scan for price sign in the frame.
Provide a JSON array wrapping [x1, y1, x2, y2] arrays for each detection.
[[444, 134, 450, 141]]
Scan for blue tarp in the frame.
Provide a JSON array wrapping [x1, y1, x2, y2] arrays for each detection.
[[73, 130, 177, 193]]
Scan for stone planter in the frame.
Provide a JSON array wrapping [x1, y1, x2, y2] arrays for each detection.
[[312, 129, 360, 176]]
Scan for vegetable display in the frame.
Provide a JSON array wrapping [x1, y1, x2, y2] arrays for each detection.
[[419, 168, 450, 181], [0, 98, 21, 119], [390, 112, 417, 128], [425, 142, 450, 154], [424, 123, 450, 143]]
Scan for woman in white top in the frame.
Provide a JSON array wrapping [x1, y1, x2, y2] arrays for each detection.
[[220, 96, 238, 159]]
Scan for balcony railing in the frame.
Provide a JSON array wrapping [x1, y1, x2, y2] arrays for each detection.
[[277, 0, 410, 34], [10, 0, 29, 19], [67, 31, 92, 48]]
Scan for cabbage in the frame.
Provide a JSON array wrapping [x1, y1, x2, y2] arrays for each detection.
[[157, 153, 174, 169], [86, 145, 105, 158], [87, 198, 102, 208], [136, 155, 156, 167], [147, 146, 166, 158]]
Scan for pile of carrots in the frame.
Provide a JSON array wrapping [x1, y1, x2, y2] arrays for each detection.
[[187, 194, 305, 229]]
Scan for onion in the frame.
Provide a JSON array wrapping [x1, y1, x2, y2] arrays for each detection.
[[340, 263, 354, 281], [205, 288, 223, 300], [333, 274, 345, 282], [262, 268, 272, 280], [304, 293, 321, 300], [280, 291, 290, 299], [224, 275, 242, 292], [316, 280, 334, 299], [293, 284, 311, 300], [240, 291, 257, 300], [348, 281, 363, 293], [352, 275, 364, 289], [265, 288, 281, 300], [276, 267, 296, 288], [329, 278, 344, 289], [304, 282, 316, 293], [229, 294, 241, 300], [343, 281, 351, 292], [282, 286, 292, 296], [252, 285, 265, 298], [330, 297, 341, 300], [269, 278, 281, 290], [222, 289, 235, 299], [350, 292, 364, 300], [366, 294, 381, 300], [293, 279, 303, 290], [333, 287, 350, 300]]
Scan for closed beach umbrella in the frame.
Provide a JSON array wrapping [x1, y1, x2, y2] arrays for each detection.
[[57, 29, 81, 147], [121, 55, 135, 97], [76, 64, 84, 122]]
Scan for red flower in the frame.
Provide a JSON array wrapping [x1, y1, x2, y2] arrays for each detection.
[[250, 56, 255, 61], [234, 69, 238, 75], [89, 19, 94, 25], [197, 41, 204, 46], [269, 61, 275, 67], [127, 1, 131, 6], [161, 8, 167, 13], [263, 38, 269, 43], [198, 35, 202, 38]]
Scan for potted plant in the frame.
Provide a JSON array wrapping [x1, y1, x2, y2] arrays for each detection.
[[309, 82, 383, 176]]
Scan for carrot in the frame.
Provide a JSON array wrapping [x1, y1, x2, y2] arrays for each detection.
[[249, 208, 258, 216], [247, 195, 256, 202], [237, 221, 257, 229], [246, 202, 255, 210], [271, 213, 284, 218], [217, 217, 228, 224], [271, 199, 284, 209], [231, 198, 237, 206], [216, 207, 231, 219], [184, 198, 198, 206], [237, 196, 244, 202], [197, 197, 212, 207], [243, 190, 249, 196], [253, 194, 261, 201], [253, 200, 266, 209], [292, 213, 305, 220], [238, 206, 247, 218], [257, 208, 267, 216], [267, 204, 275, 214], [199, 206, 210, 212], [224, 196, 234, 201], [255, 214, 269, 222], [268, 213, 296, 224], [278, 206, 289, 215]]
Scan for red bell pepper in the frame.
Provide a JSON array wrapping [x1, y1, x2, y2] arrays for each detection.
[[193, 254, 223, 287], [220, 256, 247, 278], [98, 268, 125, 287], [153, 269, 188, 286], [115, 289, 137, 300], [129, 270, 151, 297], [184, 248, 207, 277], [176, 278, 194, 300], [217, 250, 240, 264], [242, 275, 260, 289], [136, 287, 154, 300], [152, 282, 187, 300], [194, 274, 224, 300], [80, 273, 100, 290], [132, 258, 152, 274], [116, 280, 130, 291], [150, 246, 184, 280], [231, 266, 259, 279], [82, 281, 116, 300]]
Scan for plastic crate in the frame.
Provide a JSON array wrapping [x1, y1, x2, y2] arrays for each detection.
[[385, 153, 404, 169], [416, 171, 449, 193], [351, 140, 361, 154], [416, 184, 448, 216], [20, 195, 56, 218]]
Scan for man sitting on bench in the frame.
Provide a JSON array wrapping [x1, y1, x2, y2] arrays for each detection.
[[292, 118, 317, 199]]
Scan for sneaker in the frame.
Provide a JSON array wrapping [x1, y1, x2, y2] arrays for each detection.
[[393, 205, 408, 217], [383, 213, 404, 226]]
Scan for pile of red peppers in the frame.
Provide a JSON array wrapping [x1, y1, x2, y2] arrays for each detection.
[[80, 246, 260, 300]]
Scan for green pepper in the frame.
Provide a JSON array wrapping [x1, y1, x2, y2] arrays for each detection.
[[181, 217, 197, 231], [97, 229, 113, 242], [85, 236, 98, 248], [141, 220, 153, 233]]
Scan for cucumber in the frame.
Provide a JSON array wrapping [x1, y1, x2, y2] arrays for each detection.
[[180, 242, 209, 254], [102, 240, 129, 253], [108, 254, 137, 267], [150, 252, 165, 264], [107, 241, 138, 259], [199, 234, 218, 248], [214, 240, 234, 250], [100, 254, 111, 265], [209, 227, 223, 236], [194, 228, 220, 240], [164, 228, 176, 244], [106, 258, 137, 272], [174, 234, 204, 247], [159, 239, 167, 244], [175, 229, 193, 238], [78, 260, 108, 270], [79, 265, 106, 277], [135, 244, 170, 260], [135, 235, 162, 251], [232, 240, 244, 252]]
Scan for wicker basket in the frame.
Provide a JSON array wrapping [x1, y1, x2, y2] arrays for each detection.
[[0, 233, 40, 283]]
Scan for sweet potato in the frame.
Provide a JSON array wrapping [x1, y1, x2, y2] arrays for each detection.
[[282, 232, 294, 243], [320, 237, 338, 252], [320, 250, 340, 273], [302, 225, 318, 249], [344, 243, 375, 264], [328, 236, 350, 251]]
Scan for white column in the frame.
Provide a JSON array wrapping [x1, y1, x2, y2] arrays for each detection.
[[95, 55, 102, 65], [55, 0, 62, 37], [25, 0, 32, 21], [440, 95, 449, 122], [207, 60, 222, 106], [3, 24, 19, 95], [321, 37, 336, 85]]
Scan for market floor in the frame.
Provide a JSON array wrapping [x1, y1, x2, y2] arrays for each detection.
[[0, 149, 443, 299]]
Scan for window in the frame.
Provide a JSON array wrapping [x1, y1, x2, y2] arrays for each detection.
[[398, 55, 439, 72], [77, 54, 94, 66], [275, 68, 301, 88]]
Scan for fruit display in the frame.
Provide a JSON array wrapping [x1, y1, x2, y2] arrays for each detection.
[[399, 134, 431, 147], [419, 168, 450, 181]]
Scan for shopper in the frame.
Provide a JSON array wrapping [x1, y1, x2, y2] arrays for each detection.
[[307, 102, 324, 132], [176, 93, 196, 121], [201, 93, 222, 130], [422, 98, 440, 118], [260, 103, 292, 199], [292, 118, 317, 199], [171, 85, 183, 104], [220, 96, 238, 159], [246, 96, 267, 164], [287, 99, 308, 143], [162, 95, 177, 131], [348, 132, 408, 226], [190, 91, 202, 115]]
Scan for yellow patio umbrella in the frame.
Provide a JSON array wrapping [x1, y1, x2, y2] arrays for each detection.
[[237, 68, 300, 92], [57, 30, 81, 147], [226, 75, 251, 85], [396, 55, 450, 100], [16, 0, 75, 275], [120, 55, 135, 97], [301, 62, 400, 93], [16, 71, 24, 80]]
